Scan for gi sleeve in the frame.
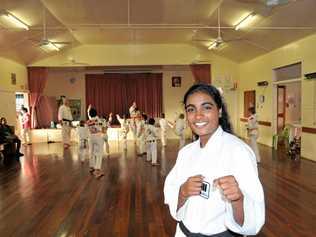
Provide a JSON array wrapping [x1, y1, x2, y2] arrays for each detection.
[[224, 145, 265, 235], [163, 151, 187, 221]]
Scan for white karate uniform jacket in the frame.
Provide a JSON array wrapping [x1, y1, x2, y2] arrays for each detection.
[[164, 126, 265, 236]]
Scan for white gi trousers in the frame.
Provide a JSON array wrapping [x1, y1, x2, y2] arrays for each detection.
[[137, 134, 146, 154], [178, 132, 185, 149], [146, 140, 157, 164], [249, 131, 261, 162], [160, 129, 167, 146], [61, 122, 71, 145], [22, 127, 31, 144], [78, 138, 88, 162], [120, 129, 128, 150], [89, 134, 104, 170], [103, 134, 109, 155]]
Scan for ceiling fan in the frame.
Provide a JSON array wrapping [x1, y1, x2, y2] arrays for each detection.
[[61, 56, 90, 66], [192, 6, 242, 50], [30, 8, 71, 51], [237, 0, 295, 7]]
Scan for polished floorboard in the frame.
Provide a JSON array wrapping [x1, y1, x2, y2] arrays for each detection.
[[0, 139, 315, 237]]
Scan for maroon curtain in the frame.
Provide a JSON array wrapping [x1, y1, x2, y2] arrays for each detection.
[[27, 67, 48, 128], [86, 73, 162, 121], [190, 64, 211, 84]]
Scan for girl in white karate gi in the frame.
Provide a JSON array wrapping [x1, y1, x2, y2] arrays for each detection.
[[76, 120, 89, 163], [87, 108, 104, 179], [146, 118, 158, 166], [116, 114, 129, 150], [164, 83, 265, 237]]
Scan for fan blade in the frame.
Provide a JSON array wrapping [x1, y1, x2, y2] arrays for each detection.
[[50, 41, 71, 45]]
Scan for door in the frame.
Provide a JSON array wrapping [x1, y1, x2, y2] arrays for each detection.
[[277, 85, 286, 133], [244, 90, 256, 118]]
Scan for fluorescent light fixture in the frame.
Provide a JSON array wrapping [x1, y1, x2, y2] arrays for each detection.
[[1, 11, 29, 30], [40, 42, 60, 52], [235, 13, 256, 31], [208, 41, 217, 50]]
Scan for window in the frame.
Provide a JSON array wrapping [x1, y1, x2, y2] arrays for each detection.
[[15, 93, 24, 112]]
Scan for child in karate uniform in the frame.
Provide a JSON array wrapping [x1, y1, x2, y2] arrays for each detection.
[[146, 118, 159, 166], [101, 113, 112, 156], [136, 114, 146, 156], [87, 108, 104, 179], [77, 120, 89, 163], [174, 113, 186, 149], [116, 114, 130, 150]]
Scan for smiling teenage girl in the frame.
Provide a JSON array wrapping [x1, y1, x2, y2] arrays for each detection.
[[164, 83, 265, 237]]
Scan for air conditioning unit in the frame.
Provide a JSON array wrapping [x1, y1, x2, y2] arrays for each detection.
[[304, 72, 316, 80], [257, 81, 269, 87]]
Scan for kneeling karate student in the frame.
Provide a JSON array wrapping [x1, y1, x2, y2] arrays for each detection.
[[86, 108, 104, 179]]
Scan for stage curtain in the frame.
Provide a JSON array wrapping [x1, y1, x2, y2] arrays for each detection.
[[190, 64, 211, 84], [27, 67, 48, 128], [85, 73, 162, 122]]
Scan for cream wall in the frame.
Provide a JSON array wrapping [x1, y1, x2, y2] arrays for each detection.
[[0, 57, 28, 125], [36, 44, 239, 140], [43, 69, 86, 121], [238, 33, 316, 161]]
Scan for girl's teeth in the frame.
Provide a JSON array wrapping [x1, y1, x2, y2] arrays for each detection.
[[195, 122, 206, 126]]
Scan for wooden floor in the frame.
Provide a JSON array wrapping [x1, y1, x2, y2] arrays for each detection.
[[0, 140, 315, 237]]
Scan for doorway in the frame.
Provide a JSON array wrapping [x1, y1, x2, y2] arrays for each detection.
[[277, 85, 286, 133]]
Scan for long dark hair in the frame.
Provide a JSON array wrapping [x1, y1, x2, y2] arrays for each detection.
[[183, 83, 233, 134]]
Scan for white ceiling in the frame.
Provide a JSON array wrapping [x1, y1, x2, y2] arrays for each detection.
[[0, 0, 315, 65]]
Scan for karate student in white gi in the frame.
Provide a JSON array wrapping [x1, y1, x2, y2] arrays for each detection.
[[136, 113, 146, 156], [129, 101, 137, 118], [146, 118, 159, 166], [58, 96, 73, 148], [101, 113, 112, 156], [164, 83, 265, 237], [174, 113, 186, 149], [159, 113, 170, 147], [76, 120, 89, 163], [116, 114, 130, 150], [87, 108, 104, 179], [247, 107, 261, 163]]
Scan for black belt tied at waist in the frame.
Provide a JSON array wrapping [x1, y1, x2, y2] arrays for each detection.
[[179, 221, 233, 237]]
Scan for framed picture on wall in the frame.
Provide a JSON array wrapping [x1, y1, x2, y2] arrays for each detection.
[[172, 76, 181, 87]]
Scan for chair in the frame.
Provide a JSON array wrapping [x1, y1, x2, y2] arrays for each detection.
[[272, 125, 290, 150]]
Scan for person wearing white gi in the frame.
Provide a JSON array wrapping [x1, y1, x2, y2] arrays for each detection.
[[76, 120, 89, 163], [136, 114, 146, 156], [58, 96, 73, 148], [116, 114, 130, 150], [247, 107, 261, 163], [87, 108, 104, 179], [101, 113, 112, 156], [146, 118, 159, 166], [129, 101, 137, 118], [159, 113, 170, 147], [164, 84, 265, 237], [174, 113, 186, 149]]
